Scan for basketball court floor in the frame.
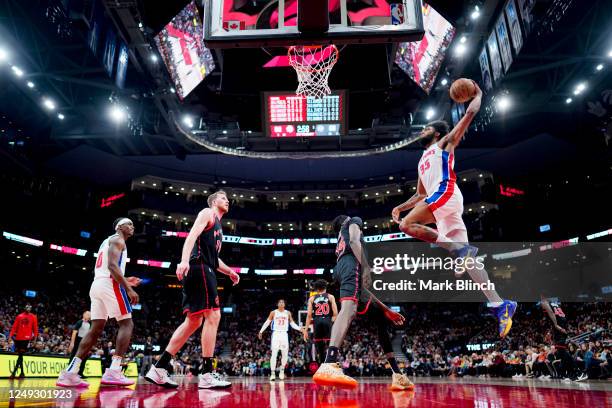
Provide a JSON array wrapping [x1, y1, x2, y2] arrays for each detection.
[[1, 376, 610, 407]]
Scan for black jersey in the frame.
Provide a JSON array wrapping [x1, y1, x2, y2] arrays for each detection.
[[550, 301, 569, 344], [335, 217, 365, 262], [312, 293, 332, 321], [190, 215, 223, 270]]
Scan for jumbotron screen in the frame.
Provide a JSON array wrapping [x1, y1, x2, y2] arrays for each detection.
[[263, 91, 347, 138]]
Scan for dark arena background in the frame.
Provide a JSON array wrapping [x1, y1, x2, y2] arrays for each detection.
[[0, 0, 611, 407]]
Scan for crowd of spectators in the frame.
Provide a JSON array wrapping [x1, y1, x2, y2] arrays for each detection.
[[1, 287, 610, 381]]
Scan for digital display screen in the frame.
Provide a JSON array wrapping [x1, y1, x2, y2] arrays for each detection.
[[395, 3, 455, 93], [154, 1, 216, 100], [24, 290, 37, 298], [273, 251, 284, 257], [263, 91, 346, 137]]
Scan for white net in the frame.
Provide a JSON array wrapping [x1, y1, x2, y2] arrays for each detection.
[[288, 45, 339, 99]]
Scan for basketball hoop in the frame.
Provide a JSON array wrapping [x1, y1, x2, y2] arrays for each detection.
[[288, 45, 339, 99]]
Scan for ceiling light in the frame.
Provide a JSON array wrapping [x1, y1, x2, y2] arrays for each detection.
[[57, 113, 65, 120], [496, 95, 511, 111], [26, 81, 34, 88], [109, 105, 126, 122], [43, 98, 56, 110], [596, 64, 604, 71], [454, 43, 467, 56], [182, 115, 194, 128], [425, 108, 435, 120], [441, 78, 448, 86], [565, 98, 573, 104], [11, 66, 24, 77], [0, 48, 8, 62], [573, 82, 587, 95], [459, 36, 467, 44], [470, 8, 480, 20], [150, 54, 159, 63]]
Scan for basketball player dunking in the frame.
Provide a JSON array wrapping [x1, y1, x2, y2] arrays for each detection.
[[313, 215, 414, 390], [391, 81, 517, 337], [303, 280, 338, 365], [258, 299, 302, 381], [57, 218, 140, 388], [146, 190, 240, 389]]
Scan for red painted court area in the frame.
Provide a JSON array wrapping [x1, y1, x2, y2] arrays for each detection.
[[2, 377, 611, 407]]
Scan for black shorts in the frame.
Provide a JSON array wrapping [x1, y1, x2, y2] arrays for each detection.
[[313, 319, 332, 342], [182, 261, 219, 315], [14, 340, 29, 353], [333, 255, 362, 302]]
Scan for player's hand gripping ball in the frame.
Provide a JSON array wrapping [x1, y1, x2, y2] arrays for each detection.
[[450, 78, 478, 103]]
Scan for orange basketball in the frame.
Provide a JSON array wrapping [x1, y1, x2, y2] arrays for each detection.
[[449, 78, 477, 103]]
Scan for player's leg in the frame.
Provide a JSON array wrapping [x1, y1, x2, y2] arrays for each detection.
[[270, 334, 279, 380], [100, 315, 135, 386], [278, 337, 289, 380], [197, 268, 230, 389], [10, 342, 26, 378], [398, 201, 463, 252], [58, 319, 105, 387]]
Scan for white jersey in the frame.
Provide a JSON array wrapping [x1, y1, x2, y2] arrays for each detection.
[[94, 234, 128, 280], [419, 143, 462, 213], [271, 310, 290, 333]]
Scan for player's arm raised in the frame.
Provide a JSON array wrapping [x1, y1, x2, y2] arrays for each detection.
[[329, 294, 339, 322], [303, 296, 314, 340], [392, 178, 427, 223], [217, 258, 240, 285], [176, 209, 212, 280], [444, 80, 482, 148], [107, 236, 139, 305], [258, 311, 275, 339]]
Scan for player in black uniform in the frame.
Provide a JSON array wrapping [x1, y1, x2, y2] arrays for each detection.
[[146, 190, 240, 389], [540, 295, 586, 381], [304, 280, 338, 364], [313, 215, 414, 390]]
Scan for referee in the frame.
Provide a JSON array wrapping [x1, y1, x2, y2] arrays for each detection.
[[68, 311, 91, 377]]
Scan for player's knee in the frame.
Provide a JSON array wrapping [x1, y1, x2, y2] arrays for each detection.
[[187, 314, 204, 328], [118, 318, 134, 330], [206, 310, 221, 325]]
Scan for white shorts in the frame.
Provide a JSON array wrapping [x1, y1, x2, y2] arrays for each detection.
[[90, 278, 132, 321], [427, 189, 467, 242], [271, 332, 289, 351]]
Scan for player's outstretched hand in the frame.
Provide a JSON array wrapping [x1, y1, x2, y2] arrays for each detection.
[[127, 288, 139, 305], [384, 309, 406, 326], [302, 328, 309, 341], [229, 270, 240, 286], [126, 277, 142, 287], [176, 261, 189, 281], [471, 80, 482, 97], [391, 207, 401, 224]]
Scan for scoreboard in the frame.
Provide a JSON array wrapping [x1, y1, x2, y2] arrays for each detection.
[[263, 91, 347, 137]]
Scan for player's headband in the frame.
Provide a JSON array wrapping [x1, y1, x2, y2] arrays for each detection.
[[115, 218, 133, 229]]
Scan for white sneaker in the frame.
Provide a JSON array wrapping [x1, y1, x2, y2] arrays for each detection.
[[101, 368, 135, 386], [56, 370, 89, 388], [575, 373, 588, 382], [145, 366, 178, 388], [279, 370, 285, 380], [270, 373, 276, 381], [198, 372, 231, 389]]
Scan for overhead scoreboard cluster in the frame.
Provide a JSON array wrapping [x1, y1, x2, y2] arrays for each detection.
[[263, 91, 347, 138]]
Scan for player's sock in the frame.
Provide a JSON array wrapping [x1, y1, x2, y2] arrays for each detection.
[[66, 357, 82, 374], [200, 357, 213, 374], [110, 356, 122, 371], [324, 346, 339, 364], [388, 357, 401, 374], [155, 351, 172, 369]]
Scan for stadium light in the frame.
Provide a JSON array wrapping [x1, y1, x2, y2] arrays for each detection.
[[11, 66, 24, 77], [454, 43, 467, 57], [425, 108, 435, 120], [496, 96, 511, 111], [182, 115, 194, 128], [608, 50, 612, 58], [565, 98, 573, 104], [57, 113, 65, 120], [471, 7, 480, 20], [441, 78, 448, 86], [573, 82, 587, 95], [43, 98, 56, 110], [109, 105, 127, 122], [26, 81, 34, 88], [0, 47, 8, 62], [596, 64, 604, 71], [459, 36, 467, 44], [150, 54, 159, 63]]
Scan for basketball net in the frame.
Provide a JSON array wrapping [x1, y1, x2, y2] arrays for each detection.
[[288, 45, 339, 99]]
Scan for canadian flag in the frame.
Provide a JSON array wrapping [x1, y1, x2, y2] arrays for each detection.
[[223, 21, 246, 31]]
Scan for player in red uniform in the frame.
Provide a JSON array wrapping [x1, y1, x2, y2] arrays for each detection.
[[8, 304, 38, 379], [303, 280, 338, 365]]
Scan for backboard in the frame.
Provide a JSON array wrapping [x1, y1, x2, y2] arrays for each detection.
[[203, 0, 424, 48]]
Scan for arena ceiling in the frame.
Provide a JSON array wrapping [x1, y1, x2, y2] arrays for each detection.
[[0, 0, 610, 186]]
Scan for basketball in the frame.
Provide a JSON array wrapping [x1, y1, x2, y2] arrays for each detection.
[[449, 78, 477, 103]]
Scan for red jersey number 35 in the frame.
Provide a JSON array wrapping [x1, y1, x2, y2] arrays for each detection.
[[419, 159, 431, 175]]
